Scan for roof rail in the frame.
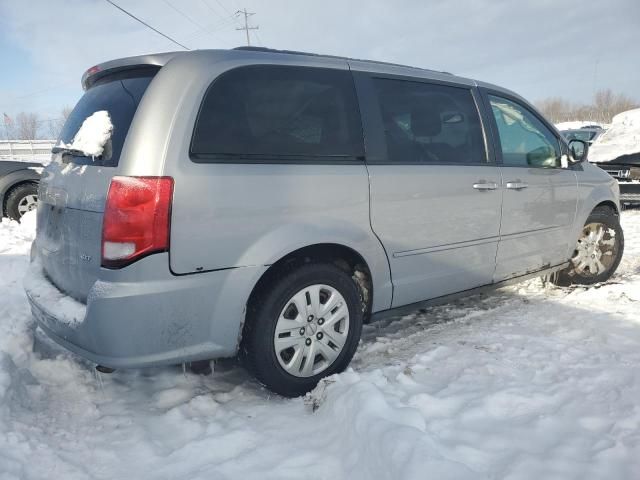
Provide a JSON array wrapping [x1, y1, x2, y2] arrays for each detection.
[[232, 46, 452, 76]]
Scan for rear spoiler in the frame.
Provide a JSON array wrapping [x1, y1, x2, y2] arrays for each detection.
[[81, 52, 181, 90]]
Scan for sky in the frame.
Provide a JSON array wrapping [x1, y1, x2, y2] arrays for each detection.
[[0, 0, 639, 133]]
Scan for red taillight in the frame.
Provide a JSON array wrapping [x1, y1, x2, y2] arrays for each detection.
[[101, 176, 174, 269], [86, 65, 101, 75]]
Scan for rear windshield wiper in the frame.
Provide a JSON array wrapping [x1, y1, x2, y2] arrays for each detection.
[[51, 146, 90, 158]]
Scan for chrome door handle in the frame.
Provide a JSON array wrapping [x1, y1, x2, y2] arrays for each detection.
[[473, 181, 498, 191], [505, 181, 528, 190]]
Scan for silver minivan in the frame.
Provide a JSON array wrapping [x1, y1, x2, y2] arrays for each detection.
[[25, 47, 624, 397]]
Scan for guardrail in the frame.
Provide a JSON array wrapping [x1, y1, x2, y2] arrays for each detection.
[[0, 140, 55, 164]]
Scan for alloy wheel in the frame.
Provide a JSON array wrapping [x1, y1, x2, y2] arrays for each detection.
[[17, 194, 38, 217]]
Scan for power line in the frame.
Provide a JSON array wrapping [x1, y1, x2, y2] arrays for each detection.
[[35, 116, 65, 126], [161, 0, 234, 47], [161, 0, 206, 32], [214, 0, 236, 17], [0, 80, 77, 110], [228, 0, 244, 13], [236, 8, 258, 46], [200, 15, 240, 32], [3, 114, 67, 125], [177, 3, 240, 43], [255, 30, 265, 47], [103, 0, 190, 50], [182, 17, 238, 45], [199, 0, 233, 23]]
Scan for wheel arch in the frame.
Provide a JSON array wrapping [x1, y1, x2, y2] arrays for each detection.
[[246, 243, 375, 325], [567, 185, 622, 261], [593, 200, 619, 216]]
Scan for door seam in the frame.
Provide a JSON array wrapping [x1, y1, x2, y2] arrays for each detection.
[[492, 167, 505, 281], [363, 162, 394, 308]]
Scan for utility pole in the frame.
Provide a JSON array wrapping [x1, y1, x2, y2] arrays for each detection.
[[236, 8, 258, 46]]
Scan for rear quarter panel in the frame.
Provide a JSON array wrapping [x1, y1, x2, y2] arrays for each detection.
[[168, 161, 392, 314]]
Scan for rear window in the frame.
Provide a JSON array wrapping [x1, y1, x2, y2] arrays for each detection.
[[57, 68, 157, 167], [190, 65, 364, 162]]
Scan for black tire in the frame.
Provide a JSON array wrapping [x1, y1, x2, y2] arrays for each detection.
[[5, 182, 38, 221], [551, 207, 624, 286], [241, 263, 363, 397]]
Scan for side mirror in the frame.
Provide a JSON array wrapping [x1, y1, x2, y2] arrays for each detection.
[[568, 139, 588, 163]]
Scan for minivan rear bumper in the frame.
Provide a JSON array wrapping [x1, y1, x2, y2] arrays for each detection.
[[25, 253, 267, 369]]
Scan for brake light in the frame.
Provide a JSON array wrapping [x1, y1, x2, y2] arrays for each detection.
[[101, 176, 174, 269], [86, 65, 101, 76]]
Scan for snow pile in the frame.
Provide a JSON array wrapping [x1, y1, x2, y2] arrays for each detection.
[[1, 211, 640, 478], [23, 258, 86, 327], [556, 120, 606, 131], [57, 110, 113, 158], [588, 109, 640, 163], [0, 210, 36, 251]]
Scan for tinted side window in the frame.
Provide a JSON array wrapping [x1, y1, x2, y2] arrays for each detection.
[[372, 78, 486, 164], [59, 70, 156, 167], [191, 65, 364, 161], [488, 95, 560, 168]]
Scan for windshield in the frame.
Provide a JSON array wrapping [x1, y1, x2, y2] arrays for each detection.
[[57, 69, 156, 166]]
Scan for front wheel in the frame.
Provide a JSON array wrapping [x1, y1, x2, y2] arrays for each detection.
[[241, 263, 363, 397], [551, 207, 624, 286]]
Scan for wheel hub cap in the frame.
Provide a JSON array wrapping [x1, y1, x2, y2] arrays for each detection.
[[273, 284, 350, 378], [17, 194, 38, 216], [571, 222, 618, 277]]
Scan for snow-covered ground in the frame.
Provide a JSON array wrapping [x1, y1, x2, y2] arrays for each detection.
[[589, 109, 640, 163], [1, 211, 640, 479]]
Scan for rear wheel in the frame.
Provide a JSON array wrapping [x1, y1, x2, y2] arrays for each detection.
[[6, 183, 38, 221], [551, 208, 624, 286], [241, 263, 363, 397]]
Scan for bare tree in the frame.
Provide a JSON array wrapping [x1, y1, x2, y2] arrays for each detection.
[[3, 114, 15, 140], [15, 112, 39, 140], [615, 93, 638, 115], [536, 97, 574, 123], [593, 89, 616, 124], [536, 89, 639, 124], [590, 89, 639, 123], [46, 106, 72, 139]]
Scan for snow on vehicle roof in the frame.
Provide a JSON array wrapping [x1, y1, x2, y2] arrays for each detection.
[[588, 108, 640, 163]]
